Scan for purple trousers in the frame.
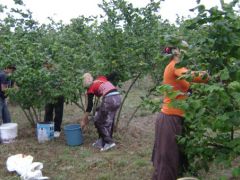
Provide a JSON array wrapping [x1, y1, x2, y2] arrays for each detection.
[[94, 94, 121, 145]]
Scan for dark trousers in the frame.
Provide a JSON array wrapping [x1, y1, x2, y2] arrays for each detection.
[[44, 96, 64, 132], [152, 112, 184, 180], [0, 98, 11, 124], [94, 94, 121, 145]]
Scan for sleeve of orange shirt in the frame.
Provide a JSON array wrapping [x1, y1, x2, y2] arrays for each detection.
[[174, 67, 189, 77], [174, 68, 209, 83]]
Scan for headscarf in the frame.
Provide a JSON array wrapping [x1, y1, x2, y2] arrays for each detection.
[[83, 73, 93, 88]]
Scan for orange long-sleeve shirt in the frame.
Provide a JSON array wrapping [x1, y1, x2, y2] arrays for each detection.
[[161, 59, 208, 117]]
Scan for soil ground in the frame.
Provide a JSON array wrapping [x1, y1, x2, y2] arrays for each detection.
[[0, 103, 155, 180], [0, 81, 239, 180]]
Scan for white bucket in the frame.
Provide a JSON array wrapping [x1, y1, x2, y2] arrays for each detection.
[[0, 123, 18, 144]]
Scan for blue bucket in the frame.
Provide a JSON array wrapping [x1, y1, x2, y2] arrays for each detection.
[[64, 124, 83, 146], [36, 122, 54, 143]]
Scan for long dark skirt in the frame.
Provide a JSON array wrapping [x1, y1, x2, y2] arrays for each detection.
[[152, 112, 184, 180]]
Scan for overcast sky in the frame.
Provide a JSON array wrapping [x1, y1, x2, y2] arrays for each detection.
[[0, 0, 232, 24]]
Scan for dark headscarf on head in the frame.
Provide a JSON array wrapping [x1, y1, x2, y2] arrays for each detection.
[[106, 71, 119, 86]]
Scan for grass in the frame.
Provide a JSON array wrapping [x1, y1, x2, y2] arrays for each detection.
[[0, 119, 154, 180], [0, 81, 154, 180], [0, 77, 238, 180]]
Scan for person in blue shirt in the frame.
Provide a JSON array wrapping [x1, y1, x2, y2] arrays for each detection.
[[0, 65, 16, 124]]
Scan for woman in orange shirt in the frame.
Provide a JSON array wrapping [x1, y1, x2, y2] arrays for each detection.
[[152, 47, 209, 180]]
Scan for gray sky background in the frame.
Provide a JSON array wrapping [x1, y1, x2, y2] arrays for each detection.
[[0, 0, 232, 24]]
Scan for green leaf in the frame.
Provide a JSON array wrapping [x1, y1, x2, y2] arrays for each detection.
[[205, 84, 224, 93], [232, 167, 240, 177], [219, 176, 228, 180], [220, 68, 230, 81], [13, 0, 24, 5], [198, 5, 206, 13], [228, 81, 240, 91]]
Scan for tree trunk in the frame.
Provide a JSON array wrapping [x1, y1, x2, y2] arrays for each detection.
[[126, 85, 155, 127], [115, 73, 141, 130]]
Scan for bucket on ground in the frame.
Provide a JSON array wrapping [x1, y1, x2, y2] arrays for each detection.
[[64, 124, 83, 146], [36, 122, 54, 143], [177, 177, 198, 180], [0, 123, 18, 144]]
